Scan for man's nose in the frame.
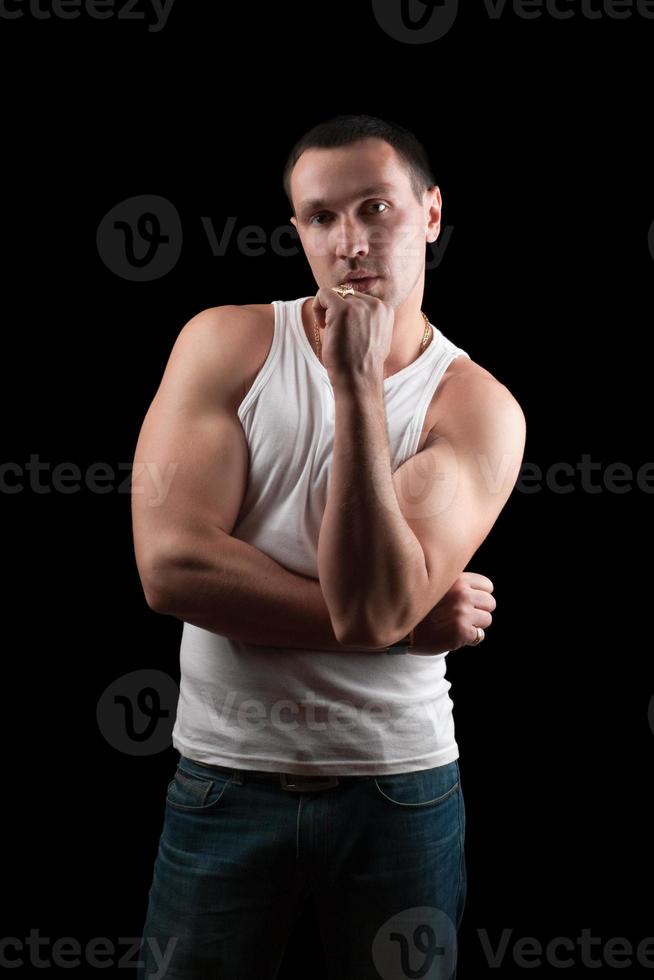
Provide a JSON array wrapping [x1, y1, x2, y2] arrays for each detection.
[[330, 218, 370, 259]]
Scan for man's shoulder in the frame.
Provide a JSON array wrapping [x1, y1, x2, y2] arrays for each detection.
[[177, 303, 275, 353], [169, 304, 275, 410], [432, 354, 525, 444], [239, 303, 275, 317], [182, 302, 272, 329], [193, 303, 277, 405], [445, 353, 522, 410]]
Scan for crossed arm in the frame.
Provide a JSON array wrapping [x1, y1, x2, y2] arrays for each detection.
[[319, 371, 526, 647], [132, 309, 524, 654], [131, 308, 390, 654]]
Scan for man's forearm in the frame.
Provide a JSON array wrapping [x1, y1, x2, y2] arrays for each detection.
[[317, 376, 429, 647], [150, 530, 390, 654]]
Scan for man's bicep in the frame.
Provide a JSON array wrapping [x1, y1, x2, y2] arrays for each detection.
[[131, 307, 251, 598], [393, 383, 526, 618]]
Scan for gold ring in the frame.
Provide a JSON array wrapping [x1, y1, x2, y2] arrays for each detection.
[[332, 283, 356, 298]]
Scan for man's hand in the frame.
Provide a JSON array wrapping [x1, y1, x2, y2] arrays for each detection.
[[410, 572, 496, 655], [312, 287, 394, 386]]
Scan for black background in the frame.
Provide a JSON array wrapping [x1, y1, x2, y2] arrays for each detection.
[[2, 0, 652, 976]]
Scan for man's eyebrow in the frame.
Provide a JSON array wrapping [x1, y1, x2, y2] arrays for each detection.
[[298, 183, 396, 217]]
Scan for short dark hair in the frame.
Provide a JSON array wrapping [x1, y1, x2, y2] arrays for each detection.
[[283, 113, 436, 216]]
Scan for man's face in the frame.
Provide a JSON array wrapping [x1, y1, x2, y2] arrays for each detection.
[[289, 137, 441, 311]]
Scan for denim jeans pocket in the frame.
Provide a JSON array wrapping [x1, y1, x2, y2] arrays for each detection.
[[373, 760, 460, 809], [166, 760, 234, 812]]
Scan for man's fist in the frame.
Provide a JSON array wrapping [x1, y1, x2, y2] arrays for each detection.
[[410, 572, 496, 655], [312, 287, 394, 385]]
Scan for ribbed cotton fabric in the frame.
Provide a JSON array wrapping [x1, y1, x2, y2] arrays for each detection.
[[171, 295, 471, 775]]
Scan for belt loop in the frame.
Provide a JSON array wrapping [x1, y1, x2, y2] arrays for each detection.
[[231, 769, 244, 785]]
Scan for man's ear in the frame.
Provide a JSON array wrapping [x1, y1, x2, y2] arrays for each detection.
[[290, 216, 297, 230], [426, 185, 442, 244]]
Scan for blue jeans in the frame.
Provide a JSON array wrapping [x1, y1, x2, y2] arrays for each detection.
[[137, 754, 467, 979]]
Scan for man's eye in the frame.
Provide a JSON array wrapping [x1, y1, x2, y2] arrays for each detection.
[[309, 202, 389, 226]]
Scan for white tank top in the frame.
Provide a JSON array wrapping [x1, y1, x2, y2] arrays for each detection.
[[171, 295, 471, 775]]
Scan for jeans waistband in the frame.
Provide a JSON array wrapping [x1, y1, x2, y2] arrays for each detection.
[[181, 757, 377, 792]]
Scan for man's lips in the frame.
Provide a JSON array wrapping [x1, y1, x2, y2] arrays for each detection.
[[341, 272, 379, 282], [342, 276, 380, 292], [338, 275, 380, 293]]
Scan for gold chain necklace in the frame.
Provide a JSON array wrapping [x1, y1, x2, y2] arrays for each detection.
[[312, 311, 432, 365]]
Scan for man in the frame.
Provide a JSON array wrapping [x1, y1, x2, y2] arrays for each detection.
[[133, 113, 526, 979]]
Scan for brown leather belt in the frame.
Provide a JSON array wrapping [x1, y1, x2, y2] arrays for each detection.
[[191, 760, 373, 792]]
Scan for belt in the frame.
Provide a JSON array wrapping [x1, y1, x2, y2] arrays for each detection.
[[189, 760, 373, 793]]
